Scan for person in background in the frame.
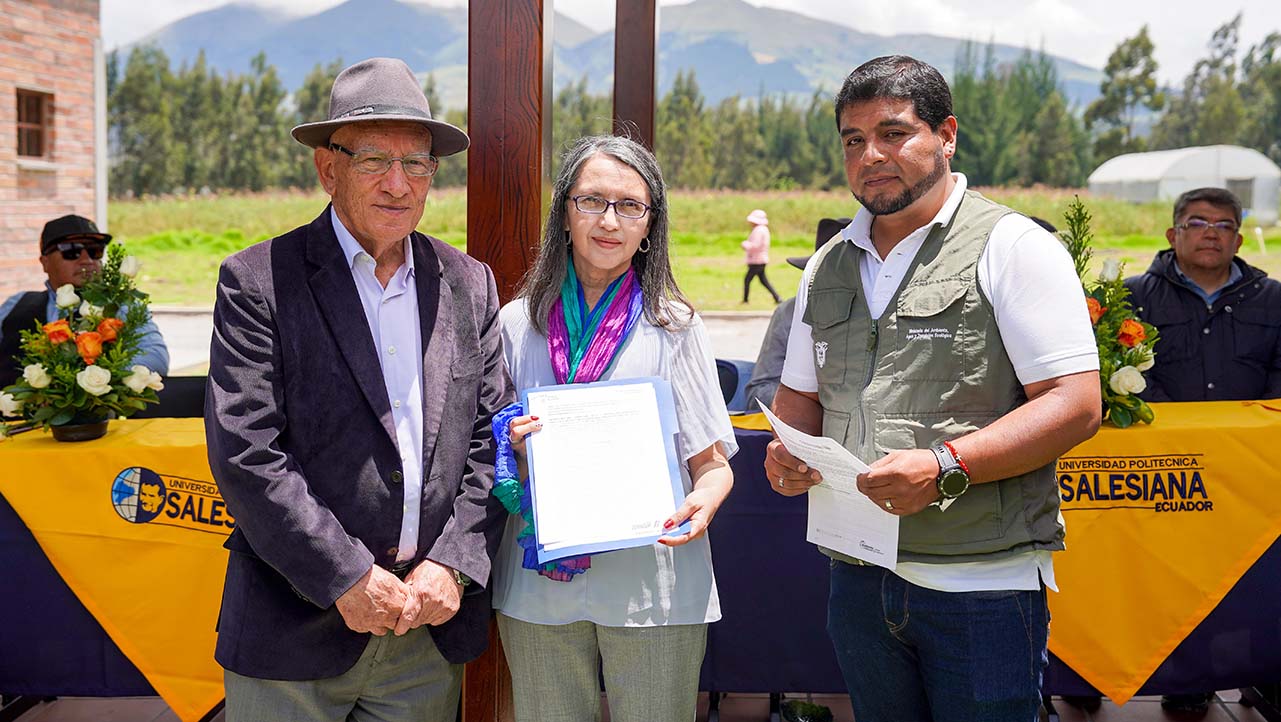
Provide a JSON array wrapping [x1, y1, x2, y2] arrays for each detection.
[[743, 217, 849, 411], [742, 208, 781, 304], [1124, 186, 1281, 713], [0, 215, 169, 387]]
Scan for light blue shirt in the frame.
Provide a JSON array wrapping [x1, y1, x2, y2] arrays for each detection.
[[1174, 260, 1243, 307], [331, 208, 425, 562], [0, 283, 169, 374]]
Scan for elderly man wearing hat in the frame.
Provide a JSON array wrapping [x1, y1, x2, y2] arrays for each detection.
[[205, 58, 513, 722], [0, 215, 169, 387]]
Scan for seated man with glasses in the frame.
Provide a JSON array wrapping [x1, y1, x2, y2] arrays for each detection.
[[1125, 187, 1281, 409], [0, 214, 169, 387]]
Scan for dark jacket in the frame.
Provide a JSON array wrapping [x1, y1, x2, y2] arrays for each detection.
[[1124, 249, 1281, 402], [205, 208, 514, 680]]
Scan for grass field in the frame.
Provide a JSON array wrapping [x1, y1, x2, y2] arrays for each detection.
[[109, 187, 1281, 309]]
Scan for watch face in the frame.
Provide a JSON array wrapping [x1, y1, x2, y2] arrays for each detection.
[[940, 468, 969, 498]]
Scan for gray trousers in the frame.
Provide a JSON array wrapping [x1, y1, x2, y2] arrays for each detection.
[[223, 625, 461, 722], [497, 613, 707, 722]]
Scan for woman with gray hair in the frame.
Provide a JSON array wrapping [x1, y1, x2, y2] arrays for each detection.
[[491, 135, 736, 721]]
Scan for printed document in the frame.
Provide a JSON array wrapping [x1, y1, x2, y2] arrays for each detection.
[[758, 403, 899, 568], [524, 378, 686, 561]]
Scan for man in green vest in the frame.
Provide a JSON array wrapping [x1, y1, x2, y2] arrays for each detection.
[[763, 55, 1102, 722]]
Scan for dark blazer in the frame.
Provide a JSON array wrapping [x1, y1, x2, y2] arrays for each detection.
[[205, 207, 513, 680], [1125, 249, 1281, 402]]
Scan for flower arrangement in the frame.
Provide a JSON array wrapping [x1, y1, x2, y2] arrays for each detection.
[[0, 245, 162, 437], [1061, 197, 1159, 428]]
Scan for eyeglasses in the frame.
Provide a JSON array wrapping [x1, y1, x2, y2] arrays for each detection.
[[329, 143, 439, 177], [1176, 219, 1239, 235], [570, 194, 651, 220], [45, 242, 106, 261]]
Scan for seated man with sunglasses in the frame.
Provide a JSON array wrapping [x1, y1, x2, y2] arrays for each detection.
[[0, 214, 169, 387]]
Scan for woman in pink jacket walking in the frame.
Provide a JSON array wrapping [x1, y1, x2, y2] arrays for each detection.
[[742, 208, 780, 304]]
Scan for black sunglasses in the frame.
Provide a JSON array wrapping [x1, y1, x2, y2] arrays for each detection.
[[46, 242, 106, 261]]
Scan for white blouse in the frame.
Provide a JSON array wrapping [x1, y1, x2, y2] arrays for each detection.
[[491, 298, 738, 627]]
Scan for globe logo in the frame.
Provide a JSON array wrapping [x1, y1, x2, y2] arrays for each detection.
[[111, 467, 167, 524]]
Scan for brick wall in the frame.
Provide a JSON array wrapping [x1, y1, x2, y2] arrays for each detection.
[[0, 0, 100, 298]]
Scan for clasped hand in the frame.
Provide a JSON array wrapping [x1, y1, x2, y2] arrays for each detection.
[[335, 560, 462, 637]]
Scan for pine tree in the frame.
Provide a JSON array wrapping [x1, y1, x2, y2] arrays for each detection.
[[1084, 26, 1165, 160]]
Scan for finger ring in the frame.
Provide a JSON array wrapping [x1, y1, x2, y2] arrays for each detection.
[[778, 476, 786, 489], [884, 500, 894, 510]]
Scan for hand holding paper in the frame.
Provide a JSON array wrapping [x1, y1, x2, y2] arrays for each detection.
[[757, 402, 900, 568]]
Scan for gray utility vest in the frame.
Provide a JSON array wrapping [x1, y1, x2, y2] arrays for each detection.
[[803, 190, 1064, 564]]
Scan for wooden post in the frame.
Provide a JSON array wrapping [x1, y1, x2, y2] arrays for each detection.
[[467, 0, 550, 304], [612, 0, 659, 150], [463, 1, 551, 720]]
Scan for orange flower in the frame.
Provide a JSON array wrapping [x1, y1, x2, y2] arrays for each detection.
[[1087, 297, 1106, 325], [1117, 319, 1147, 348], [43, 319, 73, 344], [75, 331, 104, 365], [97, 317, 125, 343]]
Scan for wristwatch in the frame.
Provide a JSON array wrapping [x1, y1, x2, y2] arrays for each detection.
[[930, 441, 971, 500], [452, 568, 472, 589]]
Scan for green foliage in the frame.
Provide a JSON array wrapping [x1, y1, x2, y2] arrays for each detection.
[[1061, 197, 1158, 428], [951, 43, 1090, 187], [1084, 25, 1164, 157]]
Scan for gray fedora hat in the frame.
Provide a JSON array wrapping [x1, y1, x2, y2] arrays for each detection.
[[291, 57, 469, 157]]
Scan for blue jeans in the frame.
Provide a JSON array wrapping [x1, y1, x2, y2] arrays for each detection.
[[827, 560, 1049, 722]]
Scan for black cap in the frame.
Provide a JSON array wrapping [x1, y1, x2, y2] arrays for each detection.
[[40, 215, 111, 253], [787, 217, 851, 270]]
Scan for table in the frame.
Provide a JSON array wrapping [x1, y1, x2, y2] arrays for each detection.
[[4, 412, 1280, 716], [703, 422, 1281, 705]]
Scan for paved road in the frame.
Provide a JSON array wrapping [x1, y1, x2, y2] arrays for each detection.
[[154, 309, 773, 375]]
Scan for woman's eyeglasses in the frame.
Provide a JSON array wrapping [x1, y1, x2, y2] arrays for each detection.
[[45, 242, 106, 261]]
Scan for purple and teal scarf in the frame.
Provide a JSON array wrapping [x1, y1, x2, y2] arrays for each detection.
[[491, 259, 645, 581]]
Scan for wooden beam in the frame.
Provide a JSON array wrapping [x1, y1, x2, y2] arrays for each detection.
[[612, 0, 658, 150], [464, 1, 550, 719], [467, 0, 550, 304]]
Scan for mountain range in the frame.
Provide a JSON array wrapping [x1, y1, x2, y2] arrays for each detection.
[[122, 0, 1104, 111]]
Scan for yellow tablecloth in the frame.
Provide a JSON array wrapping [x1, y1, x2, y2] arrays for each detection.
[[733, 401, 1281, 704], [0, 418, 226, 722]]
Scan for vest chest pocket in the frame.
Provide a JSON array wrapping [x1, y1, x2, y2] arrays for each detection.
[[894, 281, 973, 381], [804, 288, 859, 386]]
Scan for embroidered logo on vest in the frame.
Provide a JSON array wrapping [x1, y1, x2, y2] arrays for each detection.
[[815, 340, 829, 368]]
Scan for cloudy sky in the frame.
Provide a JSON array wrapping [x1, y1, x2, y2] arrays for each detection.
[[102, 0, 1281, 85]]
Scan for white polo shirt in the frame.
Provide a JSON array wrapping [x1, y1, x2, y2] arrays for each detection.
[[332, 208, 426, 563], [781, 175, 1099, 593]]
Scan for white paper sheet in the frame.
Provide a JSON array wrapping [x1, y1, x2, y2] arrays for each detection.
[[758, 403, 899, 568], [525, 381, 681, 554]]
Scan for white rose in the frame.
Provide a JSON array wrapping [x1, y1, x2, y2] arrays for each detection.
[[120, 255, 141, 278], [1099, 259, 1121, 283], [1108, 365, 1147, 396], [1136, 351, 1156, 372], [123, 365, 164, 394], [79, 300, 104, 319], [0, 392, 22, 417], [55, 284, 81, 309], [75, 365, 113, 396], [23, 364, 51, 389]]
